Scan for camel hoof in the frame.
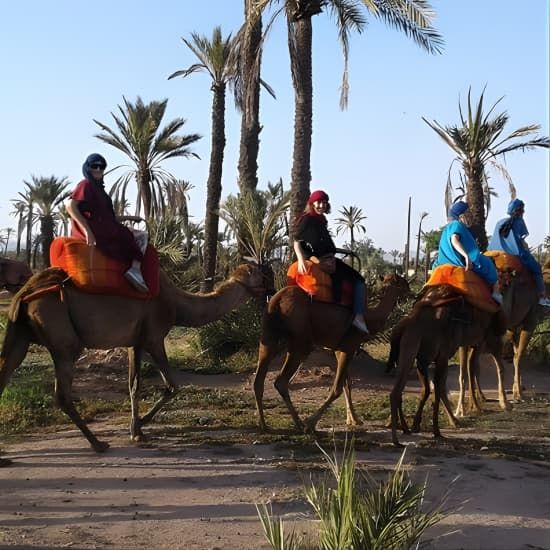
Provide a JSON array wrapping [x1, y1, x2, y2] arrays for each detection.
[[0, 457, 13, 467], [346, 418, 364, 428], [92, 440, 110, 453], [392, 439, 405, 448], [433, 432, 444, 440]]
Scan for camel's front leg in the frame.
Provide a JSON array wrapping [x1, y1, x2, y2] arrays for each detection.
[[139, 342, 179, 427], [432, 357, 459, 437], [304, 351, 353, 433], [411, 360, 430, 433], [253, 342, 277, 432], [512, 329, 531, 401], [128, 346, 143, 440]]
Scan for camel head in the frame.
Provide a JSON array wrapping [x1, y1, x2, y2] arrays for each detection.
[[380, 272, 411, 299], [230, 261, 275, 299]]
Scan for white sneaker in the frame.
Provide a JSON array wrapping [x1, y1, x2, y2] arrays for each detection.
[[538, 297, 550, 307], [124, 267, 149, 293], [352, 314, 369, 334], [492, 291, 503, 305]]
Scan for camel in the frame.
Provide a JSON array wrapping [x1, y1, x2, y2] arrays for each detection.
[[0, 262, 269, 454], [388, 284, 508, 446], [454, 265, 539, 414], [0, 257, 32, 293], [253, 273, 410, 433]]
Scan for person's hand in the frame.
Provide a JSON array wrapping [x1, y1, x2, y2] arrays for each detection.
[[297, 259, 307, 274], [464, 257, 473, 271]]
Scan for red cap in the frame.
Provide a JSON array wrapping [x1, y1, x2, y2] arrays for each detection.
[[307, 190, 329, 204]]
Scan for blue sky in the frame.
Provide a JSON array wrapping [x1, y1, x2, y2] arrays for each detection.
[[1, 0, 548, 253]]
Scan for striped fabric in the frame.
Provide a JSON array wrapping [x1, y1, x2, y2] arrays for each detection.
[[49, 237, 160, 299]]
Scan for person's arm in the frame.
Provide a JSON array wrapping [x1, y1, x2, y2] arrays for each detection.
[[450, 233, 472, 270], [293, 239, 308, 274], [66, 199, 96, 246]]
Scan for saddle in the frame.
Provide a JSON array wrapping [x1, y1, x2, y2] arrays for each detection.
[[424, 264, 499, 313], [287, 259, 353, 306], [49, 237, 160, 299]]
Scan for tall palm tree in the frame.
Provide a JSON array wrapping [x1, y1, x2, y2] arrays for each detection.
[[169, 27, 239, 292], [336, 205, 366, 267], [254, 0, 443, 240], [94, 96, 201, 220], [10, 198, 29, 258], [389, 249, 400, 265], [24, 176, 71, 267], [423, 88, 550, 250], [414, 211, 428, 273]]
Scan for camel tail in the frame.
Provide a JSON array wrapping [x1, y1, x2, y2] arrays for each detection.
[[386, 317, 410, 372]]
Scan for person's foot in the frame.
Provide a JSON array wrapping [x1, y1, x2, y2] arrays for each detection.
[[124, 267, 149, 293], [538, 296, 550, 307], [492, 291, 503, 305], [352, 314, 369, 334]]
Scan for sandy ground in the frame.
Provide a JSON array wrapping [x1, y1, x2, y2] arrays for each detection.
[[1, 350, 550, 550]]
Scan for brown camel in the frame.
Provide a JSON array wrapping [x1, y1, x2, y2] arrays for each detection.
[[0, 257, 32, 293], [253, 274, 410, 433], [0, 263, 268, 454], [388, 284, 508, 446], [455, 266, 539, 414]]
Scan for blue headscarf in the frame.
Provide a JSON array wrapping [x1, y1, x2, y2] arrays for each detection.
[[507, 198, 524, 215], [82, 153, 107, 182], [448, 201, 468, 220]]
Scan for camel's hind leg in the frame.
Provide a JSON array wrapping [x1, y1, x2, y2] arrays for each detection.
[[431, 357, 459, 438], [52, 351, 108, 453], [512, 329, 531, 401], [410, 359, 430, 433], [455, 346, 469, 417], [466, 347, 483, 414], [274, 347, 310, 432], [128, 346, 144, 440], [304, 350, 354, 433], [253, 342, 278, 432], [138, 342, 179, 429]]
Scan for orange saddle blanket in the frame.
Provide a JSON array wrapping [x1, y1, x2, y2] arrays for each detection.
[[287, 260, 353, 306], [49, 237, 160, 299], [425, 264, 499, 313], [484, 249, 524, 272]]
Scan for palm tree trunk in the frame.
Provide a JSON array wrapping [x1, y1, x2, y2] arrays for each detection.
[[465, 163, 488, 250], [237, 0, 262, 193], [16, 214, 24, 258], [25, 203, 33, 266], [138, 168, 153, 220], [404, 197, 411, 274], [288, 16, 313, 242], [201, 83, 227, 293], [40, 215, 54, 268]]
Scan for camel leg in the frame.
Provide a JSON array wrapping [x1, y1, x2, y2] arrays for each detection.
[[512, 329, 531, 401], [340, 352, 363, 428], [128, 346, 144, 441], [274, 348, 309, 432], [139, 342, 179, 427], [0, 321, 32, 466], [455, 346, 468, 417], [53, 353, 109, 453], [467, 348, 483, 413], [491, 354, 511, 411], [411, 360, 430, 433], [253, 342, 278, 432], [304, 350, 354, 433], [390, 332, 420, 446], [432, 358, 459, 437]]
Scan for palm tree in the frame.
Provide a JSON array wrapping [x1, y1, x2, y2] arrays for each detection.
[[336, 205, 366, 267], [94, 96, 201, 220], [414, 211, 428, 273], [169, 27, 239, 292], [422, 227, 441, 281], [423, 87, 550, 250], [389, 249, 400, 265], [254, 0, 443, 240], [10, 198, 30, 258], [24, 176, 71, 267]]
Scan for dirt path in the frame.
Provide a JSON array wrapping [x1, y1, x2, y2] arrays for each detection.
[[1, 351, 550, 549]]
